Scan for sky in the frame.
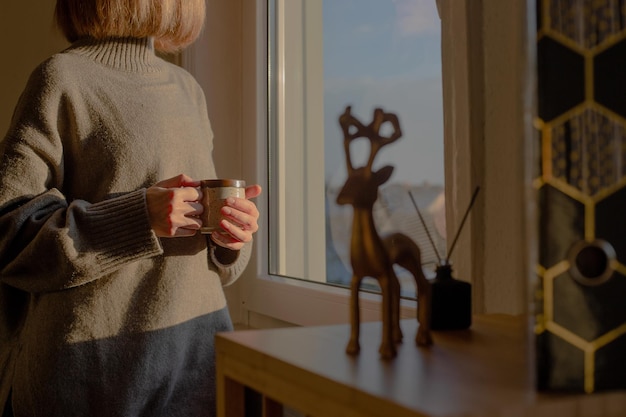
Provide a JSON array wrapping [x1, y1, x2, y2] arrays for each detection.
[[322, 0, 444, 187]]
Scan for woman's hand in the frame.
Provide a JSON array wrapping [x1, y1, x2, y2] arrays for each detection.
[[146, 174, 203, 237], [210, 184, 262, 250]]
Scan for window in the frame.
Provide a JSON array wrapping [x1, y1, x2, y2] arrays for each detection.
[[267, 0, 445, 300], [214, 0, 535, 327]]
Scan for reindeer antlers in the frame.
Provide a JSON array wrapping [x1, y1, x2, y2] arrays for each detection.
[[339, 106, 403, 172]]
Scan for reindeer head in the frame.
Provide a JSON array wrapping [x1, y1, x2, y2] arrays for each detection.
[[336, 106, 402, 209]]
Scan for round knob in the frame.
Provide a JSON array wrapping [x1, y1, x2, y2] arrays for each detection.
[[567, 239, 616, 286]]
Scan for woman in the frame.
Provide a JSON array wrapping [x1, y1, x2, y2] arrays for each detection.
[[0, 0, 261, 416]]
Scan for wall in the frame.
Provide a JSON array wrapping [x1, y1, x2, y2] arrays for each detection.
[[439, 0, 533, 315], [481, 0, 534, 314], [0, 1, 68, 136], [183, 1, 245, 182]]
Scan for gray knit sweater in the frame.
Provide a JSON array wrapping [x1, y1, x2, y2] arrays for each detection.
[[0, 37, 251, 417]]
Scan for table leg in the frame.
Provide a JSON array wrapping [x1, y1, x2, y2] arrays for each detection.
[[262, 397, 283, 417], [217, 375, 245, 417]]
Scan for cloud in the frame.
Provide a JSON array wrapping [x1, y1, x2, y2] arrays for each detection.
[[393, 0, 441, 37]]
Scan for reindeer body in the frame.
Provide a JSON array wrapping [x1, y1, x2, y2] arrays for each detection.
[[337, 106, 432, 360], [345, 205, 404, 359]]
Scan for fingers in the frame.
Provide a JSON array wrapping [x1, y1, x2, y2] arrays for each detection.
[[147, 179, 261, 242], [245, 184, 262, 200], [211, 184, 262, 249], [178, 186, 202, 203], [146, 184, 203, 238], [220, 198, 259, 233], [210, 229, 245, 250]]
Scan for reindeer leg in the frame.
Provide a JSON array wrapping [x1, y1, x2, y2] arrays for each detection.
[[416, 270, 433, 347], [391, 272, 403, 344], [379, 275, 397, 359], [346, 275, 361, 355]]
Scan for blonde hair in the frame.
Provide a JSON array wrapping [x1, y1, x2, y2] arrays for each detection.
[[54, 0, 206, 53]]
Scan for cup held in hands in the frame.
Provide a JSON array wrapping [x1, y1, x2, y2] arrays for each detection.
[[200, 179, 246, 233]]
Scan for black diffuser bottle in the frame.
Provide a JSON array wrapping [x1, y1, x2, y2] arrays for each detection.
[[410, 186, 479, 331], [430, 262, 471, 330]]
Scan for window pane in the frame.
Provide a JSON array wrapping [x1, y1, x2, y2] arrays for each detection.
[[268, 0, 445, 299]]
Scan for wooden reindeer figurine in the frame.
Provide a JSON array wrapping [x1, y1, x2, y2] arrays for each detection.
[[336, 106, 433, 360]]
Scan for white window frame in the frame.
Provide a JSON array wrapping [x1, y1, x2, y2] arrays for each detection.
[[185, 0, 536, 327], [268, 0, 326, 283]]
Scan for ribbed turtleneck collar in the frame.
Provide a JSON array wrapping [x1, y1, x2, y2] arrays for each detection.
[[67, 37, 162, 73]]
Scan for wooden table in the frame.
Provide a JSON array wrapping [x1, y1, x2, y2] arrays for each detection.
[[215, 315, 626, 417]]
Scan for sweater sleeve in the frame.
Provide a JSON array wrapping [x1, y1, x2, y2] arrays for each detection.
[[0, 65, 163, 294], [208, 239, 252, 287]]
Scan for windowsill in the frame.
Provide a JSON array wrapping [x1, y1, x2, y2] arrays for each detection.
[[217, 314, 626, 417]]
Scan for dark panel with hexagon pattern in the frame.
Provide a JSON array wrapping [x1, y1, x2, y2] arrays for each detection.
[[537, 37, 585, 122], [535, 0, 626, 393]]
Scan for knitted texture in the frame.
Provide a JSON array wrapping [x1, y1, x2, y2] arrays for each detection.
[[0, 37, 251, 417]]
